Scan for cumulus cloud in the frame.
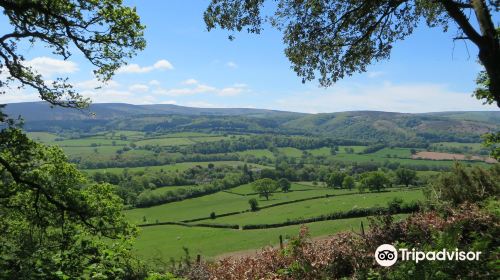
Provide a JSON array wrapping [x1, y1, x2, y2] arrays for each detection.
[[218, 84, 248, 96], [117, 59, 174, 73], [25, 56, 79, 77], [182, 78, 199, 85], [149, 80, 161, 86], [128, 83, 149, 92], [274, 81, 497, 113], [75, 79, 119, 90], [226, 61, 238, 69], [367, 71, 384, 78], [153, 81, 248, 97]]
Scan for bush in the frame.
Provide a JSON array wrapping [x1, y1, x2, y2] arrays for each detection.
[[248, 198, 259, 211]]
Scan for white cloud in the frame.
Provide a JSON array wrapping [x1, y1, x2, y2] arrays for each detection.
[[25, 56, 78, 77], [149, 80, 161, 86], [159, 100, 177, 104], [367, 71, 384, 78], [81, 89, 157, 104], [226, 61, 238, 69], [75, 79, 119, 90], [274, 82, 498, 113], [154, 83, 217, 96], [117, 59, 174, 73], [184, 101, 219, 108], [182, 78, 199, 85], [153, 60, 174, 70], [153, 82, 248, 97], [218, 84, 248, 96], [128, 83, 149, 92]]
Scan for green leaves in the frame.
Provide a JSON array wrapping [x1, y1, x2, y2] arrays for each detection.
[[0, 128, 138, 278], [0, 0, 146, 110]]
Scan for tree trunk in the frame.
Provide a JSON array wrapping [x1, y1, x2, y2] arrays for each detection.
[[442, 0, 500, 107], [472, 0, 500, 107]]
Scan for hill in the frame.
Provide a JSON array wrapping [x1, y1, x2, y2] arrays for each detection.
[[3, 102, 499, 143]]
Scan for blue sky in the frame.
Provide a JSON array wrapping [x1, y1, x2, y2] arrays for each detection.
[[1, 0, 498, 113]]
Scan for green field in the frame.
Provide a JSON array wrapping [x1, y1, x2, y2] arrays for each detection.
[[134, 214, 409, 260], [277, 147, 304, 157], [84, 161, 267, 175], [135, 137, 195, 146], [236, 149, 275, 158], [148, 185, 199, 196], [208, 189, 422, 225], [126, 187, 342, 224]]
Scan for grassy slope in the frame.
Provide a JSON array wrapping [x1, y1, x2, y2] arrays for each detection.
[[134, 214, 409, 260]]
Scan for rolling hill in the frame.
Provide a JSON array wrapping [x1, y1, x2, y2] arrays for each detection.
[[3, 102, 499, 143]]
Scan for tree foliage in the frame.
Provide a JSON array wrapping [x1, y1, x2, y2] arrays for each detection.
[[395, 167, 417, 187], [426, 162, 500, 206], [0, 128, 140, 278], [278, 177, 291, 192], [252, 178, 278, 200], [205, 0, 500, 107], [0, 0, 145, 111], [360, 171, 391, 192], [326, 171, 346, 188]]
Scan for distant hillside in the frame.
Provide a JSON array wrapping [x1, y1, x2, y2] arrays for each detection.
[[3, 102, 302, 121], [281, 111, 499, 143], [3, 102, 499, 143]]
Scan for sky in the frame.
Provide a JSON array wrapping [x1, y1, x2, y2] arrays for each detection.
[[0, 0, 498, 113]]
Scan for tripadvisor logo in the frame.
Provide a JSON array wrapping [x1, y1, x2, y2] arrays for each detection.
[[374, 244, 482, 267]]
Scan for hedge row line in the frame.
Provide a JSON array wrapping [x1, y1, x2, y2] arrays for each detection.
[[241, 203, 420, 230], [179, 190, 400, 223], [138, 221, 239, 229]]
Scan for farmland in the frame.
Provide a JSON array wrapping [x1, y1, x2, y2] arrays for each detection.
[[21, 122, 498, 261]]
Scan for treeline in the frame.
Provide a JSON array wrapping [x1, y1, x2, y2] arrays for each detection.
[[90, 164, 255, 206], [76, 153, 241, 169], [135, 172, 249, 208], [177, 135, 366, 155]]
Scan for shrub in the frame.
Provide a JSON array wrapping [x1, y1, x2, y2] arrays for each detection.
[[248, 198, 259, 211]]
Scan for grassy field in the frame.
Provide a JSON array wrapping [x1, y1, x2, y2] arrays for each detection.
[[430, 142, 484, 152], [207, 189, 422, 225], [148, 185, 199, 195], [84, 161, 267, 175], [27, 132, 59, 143], [228, 182, 321, 195], [134, 214, 409, 260], [125, 186, 343, 224], [277, 147, 304, 157], [236, 149, 275, 158], [135, 137, 195, 146]]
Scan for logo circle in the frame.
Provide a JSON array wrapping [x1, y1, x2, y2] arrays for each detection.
[[375, 244, 398, 267]]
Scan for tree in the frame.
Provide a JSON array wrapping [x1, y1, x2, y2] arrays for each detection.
[[360, 171, 391, 192], [0, 129, 139, 278], [326, 171, 346, 188], [278, 178, 291, 192], [395, 168, 417, 188], [248, 198, 259, 211], [0, 1, 145, 277], [252, 178, 278, 200], [205, 1, 500, 107], [482, 131, 500, 160], [426, 162, 500, 206], [0, 0, 145, 114], [342, 175, 355, 190]]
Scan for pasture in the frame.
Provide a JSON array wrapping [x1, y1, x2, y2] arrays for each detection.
[[134, 214, 409, 260]]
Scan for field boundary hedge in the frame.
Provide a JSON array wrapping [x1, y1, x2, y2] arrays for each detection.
[[138, 221, 239, 229], [179, 189, 413, 223], [241, 204, 419, 230]]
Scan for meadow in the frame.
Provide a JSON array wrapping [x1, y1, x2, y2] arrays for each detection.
[[24, 130, 494, 260], [135, 214, 410, 260]]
